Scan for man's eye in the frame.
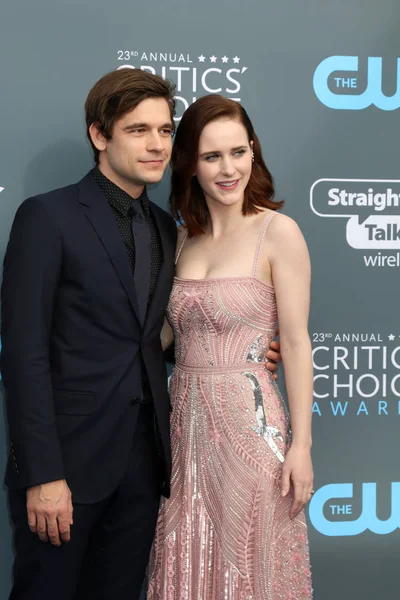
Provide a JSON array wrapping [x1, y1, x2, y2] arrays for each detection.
[[160, 129, 173, 136]]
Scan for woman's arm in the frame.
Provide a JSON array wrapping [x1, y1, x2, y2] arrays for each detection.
[[266, 214, 314, 519], [161, 317, 174, 351]]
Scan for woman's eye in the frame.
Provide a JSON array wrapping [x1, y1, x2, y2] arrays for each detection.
[[205, 154, 218, 161], [234, 149, 246, 156]]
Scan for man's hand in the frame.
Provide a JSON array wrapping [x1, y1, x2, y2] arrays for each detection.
[[265, 328, 282, 380], [27, 479, 73, 546]]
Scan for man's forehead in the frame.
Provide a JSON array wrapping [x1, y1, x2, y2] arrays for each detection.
[[121, 97, 171, 123]]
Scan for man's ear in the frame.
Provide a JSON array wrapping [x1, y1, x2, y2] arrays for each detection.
[[89, 123, 108, 153]]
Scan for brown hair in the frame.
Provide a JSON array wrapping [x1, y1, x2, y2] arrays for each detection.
[[170, 94, 284, 236], [85, 68, 176, 163]]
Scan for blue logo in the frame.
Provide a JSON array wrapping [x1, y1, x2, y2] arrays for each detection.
[[313, 56, 400, 110], [309, 482, 400, 536]]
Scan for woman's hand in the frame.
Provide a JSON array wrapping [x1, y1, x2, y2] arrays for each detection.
[[281, 444, 314, 519]]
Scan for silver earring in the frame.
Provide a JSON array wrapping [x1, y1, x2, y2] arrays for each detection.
[[251, 151, 255, 163]]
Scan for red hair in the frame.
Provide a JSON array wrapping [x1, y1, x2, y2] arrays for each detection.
[[170, 94, 284, 236]]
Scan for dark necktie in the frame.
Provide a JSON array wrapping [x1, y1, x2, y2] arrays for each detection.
[[131, 199, 151, 325]]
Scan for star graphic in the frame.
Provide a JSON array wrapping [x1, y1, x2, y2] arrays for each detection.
[[198, 55, 205, 62], [221, 55, 229, 63], [210, 55, 217, 63], [233, 56, 240, 63], [388, 334, 395, 341]]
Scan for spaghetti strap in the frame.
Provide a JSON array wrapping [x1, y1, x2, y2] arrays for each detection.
[[252, 212, 277, 277], [175, 229, 188, 265]]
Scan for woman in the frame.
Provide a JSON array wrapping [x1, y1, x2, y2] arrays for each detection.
[[148, 95, 313, 600]]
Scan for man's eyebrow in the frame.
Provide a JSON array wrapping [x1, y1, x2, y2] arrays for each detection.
[[123, 122, 148, 131], [199, 145, 247, 157], [122, 122, 174, 131]]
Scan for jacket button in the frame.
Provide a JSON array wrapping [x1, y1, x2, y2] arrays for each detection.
[[130, 397, 142, 406]]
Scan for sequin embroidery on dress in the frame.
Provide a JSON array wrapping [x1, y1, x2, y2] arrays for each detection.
[[147, 213, 312, 600]]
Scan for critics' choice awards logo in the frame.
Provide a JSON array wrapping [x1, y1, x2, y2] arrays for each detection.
[[309, 482, 400, 536], [310, 179, 400, 268], [311, 332, 400, 417], [313, 56, 400, 110], [116, 51, 248, 119]]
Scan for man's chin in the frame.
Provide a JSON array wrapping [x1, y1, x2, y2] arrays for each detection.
[[140, 172, 166, 185]]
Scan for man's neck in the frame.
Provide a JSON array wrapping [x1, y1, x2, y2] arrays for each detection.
[[96, 164, 144, 199]]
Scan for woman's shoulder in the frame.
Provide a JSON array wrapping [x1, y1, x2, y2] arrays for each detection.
[[261, 211, 307, 258], [265, 210, 303, 238], [177, 224, 188, 240], [175, 225, 189, 256]]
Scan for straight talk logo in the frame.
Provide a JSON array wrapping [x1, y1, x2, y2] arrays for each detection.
[[310, 179, 400, 268], [364, 252, 400, 267]]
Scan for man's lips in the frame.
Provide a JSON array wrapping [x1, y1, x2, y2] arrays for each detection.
[[139, 159, 165, 164]]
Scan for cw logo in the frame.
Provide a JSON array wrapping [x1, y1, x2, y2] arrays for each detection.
[[309, 482, 400, 536], [0, 187, 4, 193], [313, 56, 400, 110]]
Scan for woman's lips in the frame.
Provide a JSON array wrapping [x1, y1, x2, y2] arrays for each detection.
[[216, 179, 240, 190]]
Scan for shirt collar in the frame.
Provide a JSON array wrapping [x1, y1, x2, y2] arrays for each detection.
[[91, 166, 150, 218]]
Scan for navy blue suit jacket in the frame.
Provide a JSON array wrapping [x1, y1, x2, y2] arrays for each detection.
[[1, 171, 177, 503]]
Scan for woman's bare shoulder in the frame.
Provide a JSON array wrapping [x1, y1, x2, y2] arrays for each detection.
[[177, 224, 188, 240], [267, 211, 304, 239]]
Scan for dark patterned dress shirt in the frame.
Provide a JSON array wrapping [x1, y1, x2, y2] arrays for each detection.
[[92, 166, 163, 403], [92, 166, 163, 300]]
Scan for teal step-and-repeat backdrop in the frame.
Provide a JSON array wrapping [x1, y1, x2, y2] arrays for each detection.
[[1, 1, 399, 598]]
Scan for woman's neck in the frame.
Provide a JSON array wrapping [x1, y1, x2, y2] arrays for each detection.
[[204, 197, 246, 239]]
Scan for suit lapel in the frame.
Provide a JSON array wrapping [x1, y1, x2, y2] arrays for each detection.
[[77, 173, 142, 328], [144, 203, 176, 331]]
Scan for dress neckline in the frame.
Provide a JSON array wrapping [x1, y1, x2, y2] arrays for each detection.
[[174, 275, 274, 290]]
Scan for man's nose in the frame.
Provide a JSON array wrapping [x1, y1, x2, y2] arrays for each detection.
[[147, 131, 164, 152]]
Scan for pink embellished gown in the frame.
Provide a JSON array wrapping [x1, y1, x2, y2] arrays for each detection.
[[147, 214, 312, 600]]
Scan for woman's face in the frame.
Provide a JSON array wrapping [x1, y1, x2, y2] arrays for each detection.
[[195, 118, 253, 209]]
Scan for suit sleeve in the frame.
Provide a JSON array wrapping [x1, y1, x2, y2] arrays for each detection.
[[1, 197, 65, 489]]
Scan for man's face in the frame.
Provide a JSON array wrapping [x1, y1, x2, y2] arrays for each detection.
[[92, 97, 173, 196]]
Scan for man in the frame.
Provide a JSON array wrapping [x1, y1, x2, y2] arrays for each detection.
[[1, 68, 281, 599]]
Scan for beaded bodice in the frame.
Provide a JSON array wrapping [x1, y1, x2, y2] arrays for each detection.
[[168, 276, 277, 370], [168, 213, 278, 371]]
